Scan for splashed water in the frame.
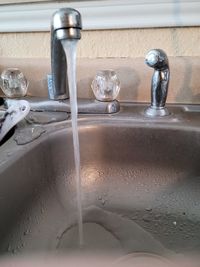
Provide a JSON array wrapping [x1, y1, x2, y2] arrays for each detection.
[[61, 39, 83, 247]]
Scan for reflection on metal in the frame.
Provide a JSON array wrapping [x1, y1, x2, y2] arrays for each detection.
[[26, 97, 120, 114], [145, 49, 170, 117]]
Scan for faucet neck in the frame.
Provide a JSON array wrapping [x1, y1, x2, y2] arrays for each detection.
[[151, 68, 170, 109], [51, 32, 69, 100]]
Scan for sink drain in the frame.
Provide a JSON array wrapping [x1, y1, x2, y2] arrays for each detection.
[[57, 222, 122, 253]]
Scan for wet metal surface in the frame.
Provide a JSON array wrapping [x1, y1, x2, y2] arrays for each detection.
[[0, 103, 199, 258], [14, 126, 46, 145]]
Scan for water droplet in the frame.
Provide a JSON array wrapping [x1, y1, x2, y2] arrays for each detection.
[[142, 215, 150, 223], [155, 214, 161, 219], [14, 126, 46, 145], [24, 229, 30, 235], [12, 249, 16, 254], [145, 207, 152, 212], [101, 199, 106, 206], [131, 216, 137, 220]]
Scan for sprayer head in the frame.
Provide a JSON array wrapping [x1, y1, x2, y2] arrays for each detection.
[[145, 49, 169, 71]]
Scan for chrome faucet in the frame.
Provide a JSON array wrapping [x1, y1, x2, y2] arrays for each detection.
[[51, 8, 82, 100], [145, 49, 170, 117], [20, 8, 120, 114]]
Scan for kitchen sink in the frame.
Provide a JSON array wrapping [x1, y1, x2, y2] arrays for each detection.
[[0, 103, 199, 260]]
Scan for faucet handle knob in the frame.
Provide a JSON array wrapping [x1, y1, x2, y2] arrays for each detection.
[[1, 68, 28, 98], [91, 70, 120, 102]]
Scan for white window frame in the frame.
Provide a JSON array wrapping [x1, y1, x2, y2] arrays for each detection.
[[0, 0, 199, 32]]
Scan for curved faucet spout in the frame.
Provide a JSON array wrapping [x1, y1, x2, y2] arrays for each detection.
[[50, 8, 82, 100]]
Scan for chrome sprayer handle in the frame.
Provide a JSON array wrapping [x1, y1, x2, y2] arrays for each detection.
[[144, 49, 170, 117]]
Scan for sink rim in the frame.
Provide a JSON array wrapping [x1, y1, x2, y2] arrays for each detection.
[[0, 102, 200, 171]]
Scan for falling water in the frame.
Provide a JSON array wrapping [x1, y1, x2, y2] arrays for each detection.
[[61, 39, 83, 247]]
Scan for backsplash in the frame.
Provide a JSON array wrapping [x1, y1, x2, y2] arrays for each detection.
[[0, 56, 199, 104], [0, 27, 200, 58]]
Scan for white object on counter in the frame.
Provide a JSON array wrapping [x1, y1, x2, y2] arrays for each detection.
[[0, 99, 30, 142]]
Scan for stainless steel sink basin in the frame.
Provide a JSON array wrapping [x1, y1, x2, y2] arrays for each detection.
[[0, 103, 199, 259]]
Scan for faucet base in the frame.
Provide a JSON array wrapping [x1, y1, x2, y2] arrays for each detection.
[[22, 97, 120, 114], [144, 106, 170, 117]]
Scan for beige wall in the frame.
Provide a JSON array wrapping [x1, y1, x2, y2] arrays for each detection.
[[1, 56, 200, 104], [0, 27, 199, 104], [0, 27, 200, 58]]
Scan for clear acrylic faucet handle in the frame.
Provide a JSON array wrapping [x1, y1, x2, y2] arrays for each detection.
[[0, 68, 28, 98], [91, 70, 120, 102]]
